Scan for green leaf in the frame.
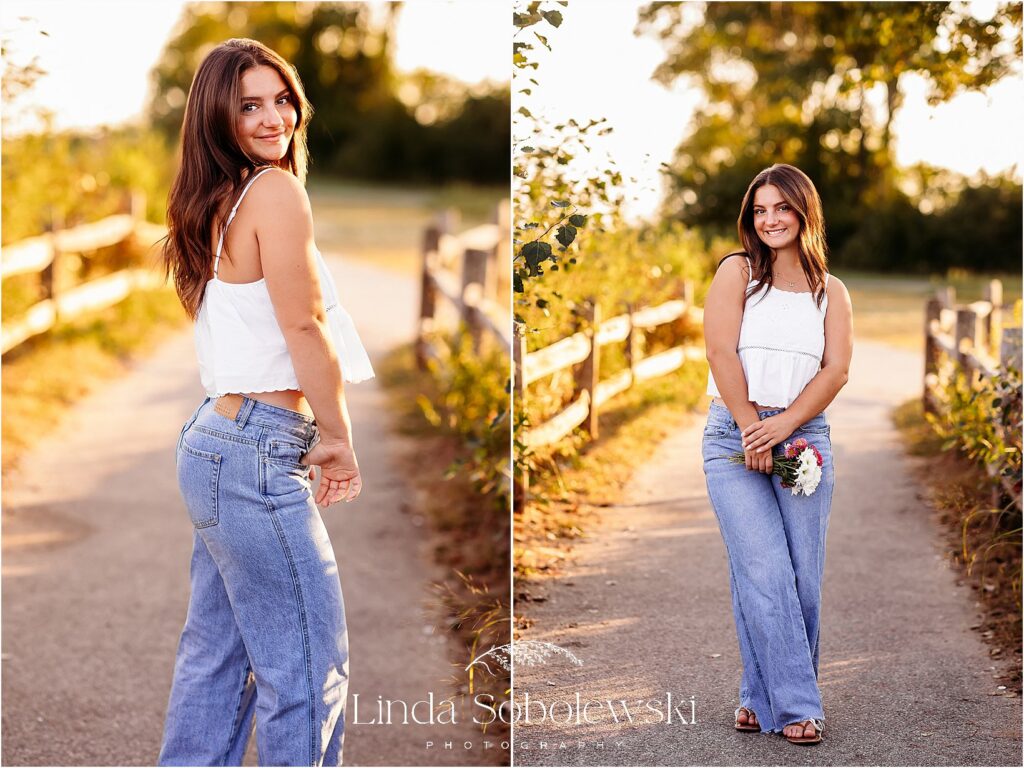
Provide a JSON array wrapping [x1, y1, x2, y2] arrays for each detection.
[[535, 32, 551, 50], [513, 273, 524, 293], [520, 145, 536, 152], [551, 199, 570, 208], [556, 223, 577, 247], [517, 106, 533, 118], [568, 214, 587, 227], [542, 10, 563, 27]]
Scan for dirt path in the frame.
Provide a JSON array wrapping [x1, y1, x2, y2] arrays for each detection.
[[1, 256, 497, 766], [514, 340, 1022, 766]]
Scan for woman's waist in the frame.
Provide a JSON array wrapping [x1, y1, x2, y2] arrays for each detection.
[[707, 398, 828, 429], [195, 392, 317, 440], [241, 389, 314, 420]]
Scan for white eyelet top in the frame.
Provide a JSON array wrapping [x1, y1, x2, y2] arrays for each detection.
[[706, 256, 829, 408], [194, 168, 375, 397]]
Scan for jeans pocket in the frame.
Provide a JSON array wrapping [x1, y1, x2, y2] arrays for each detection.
[[799, 423, 830, 436], [177, 434, 222, 528], [265, 438, 309, 470], [261, 437, 313, 504]]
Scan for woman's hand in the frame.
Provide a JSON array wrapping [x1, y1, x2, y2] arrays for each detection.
[[737, 420, 775, 474], [301, 437, 361, 506], [741, 413, 796, 464]]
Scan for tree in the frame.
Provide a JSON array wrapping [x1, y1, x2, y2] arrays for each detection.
[[147, 2, 396, 171], [637, 1, 1022, 257]]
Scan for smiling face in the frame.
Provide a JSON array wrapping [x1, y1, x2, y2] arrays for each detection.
[[236, 65, 297, 165], [752, 184, 801, 252]]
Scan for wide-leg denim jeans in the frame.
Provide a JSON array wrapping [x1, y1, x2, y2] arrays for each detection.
[[701, 401, 835, 734], [159, 396, 348, 766]]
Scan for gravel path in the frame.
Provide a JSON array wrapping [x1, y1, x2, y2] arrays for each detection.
[[1, 256, 497, 766], [514, 340, 1022, 766]]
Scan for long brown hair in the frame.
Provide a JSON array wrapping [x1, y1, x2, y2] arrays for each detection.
[[735, 163, 829, 308], [161, 38, 314, 319]]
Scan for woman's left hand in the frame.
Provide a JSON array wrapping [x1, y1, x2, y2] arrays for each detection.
[[741, 413, 796, 455]]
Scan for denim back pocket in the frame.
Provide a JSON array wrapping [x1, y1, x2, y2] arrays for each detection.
[[177, 433, 222, 528]]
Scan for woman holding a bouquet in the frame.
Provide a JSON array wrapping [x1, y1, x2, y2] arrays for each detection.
[[701, 163, 853, 745]]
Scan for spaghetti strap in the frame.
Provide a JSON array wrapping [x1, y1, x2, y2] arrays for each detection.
[[213, 167, 278, 276], [824, 272, 830, 289]]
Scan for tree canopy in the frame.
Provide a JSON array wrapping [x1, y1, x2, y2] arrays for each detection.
[[637, 1, 1022, 270], [148, 1, 508, 183]]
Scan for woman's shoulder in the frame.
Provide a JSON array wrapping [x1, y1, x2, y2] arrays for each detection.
[[824, 272, 847, 295], [716, 251, 753, 281], [243, 167, 310, 215]]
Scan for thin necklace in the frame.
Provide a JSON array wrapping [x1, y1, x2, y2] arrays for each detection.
[[772, 263, 801, 289]]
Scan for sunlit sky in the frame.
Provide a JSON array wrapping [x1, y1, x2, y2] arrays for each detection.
[[0, 0, 508, 135], [517, 0, 1023, 221]]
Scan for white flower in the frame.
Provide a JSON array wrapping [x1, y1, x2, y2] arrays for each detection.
[[792, 448, 822, 496]]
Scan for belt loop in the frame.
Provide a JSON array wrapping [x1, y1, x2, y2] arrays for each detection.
[[235, 396, 256, 429]]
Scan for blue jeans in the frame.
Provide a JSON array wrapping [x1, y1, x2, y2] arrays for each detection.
[[159, 396, 348, 766], [701, 401, 835, 733]]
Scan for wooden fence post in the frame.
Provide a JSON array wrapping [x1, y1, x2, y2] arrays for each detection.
[[924, 298, 942, 415], [938, 286, 956, 309], [416, 224, 440, 370], [955, 307, 981, 380], [41, 207, 63, 322], [513, 324, 528, 512], [625, 302, 639, 384], [576, 300, 601, 439], [462, 248, 489, 354], [681, 279, 695, 307], [1001, 327, 1022, 371], [984, 279, 1003, 358], [129, 189, 147, 221]]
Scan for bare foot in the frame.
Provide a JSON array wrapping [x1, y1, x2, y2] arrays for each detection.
[[783, 719, 821, 742], [736, 707, 759, 729]]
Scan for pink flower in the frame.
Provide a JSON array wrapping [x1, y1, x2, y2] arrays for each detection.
[[810, 445, 823, 466]]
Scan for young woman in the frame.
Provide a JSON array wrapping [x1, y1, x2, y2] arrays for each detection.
[[701, 163, 853, 745], [157, 39, 374, 765]]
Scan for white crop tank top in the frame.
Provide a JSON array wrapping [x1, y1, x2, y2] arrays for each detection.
[[194, 168, 375, 397], [706, 255, 829, 408]]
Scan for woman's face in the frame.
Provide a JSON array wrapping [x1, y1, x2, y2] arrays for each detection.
[[752, 184, 801, 252], [236, 65, 297, 165]]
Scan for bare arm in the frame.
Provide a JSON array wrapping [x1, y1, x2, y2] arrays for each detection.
[[704, 255, 773, 473], [248, 169, 360, 505], [704, 255, 760, 431], [743, 276, 854, 454]]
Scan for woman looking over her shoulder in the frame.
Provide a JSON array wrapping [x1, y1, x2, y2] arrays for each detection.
[[157, 38, 373, 765], [700, 163, 853, 745]]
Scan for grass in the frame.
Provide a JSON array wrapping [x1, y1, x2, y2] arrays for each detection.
[[1, 283, 189, 476], [374, 342, 510, 753], [515, 361, 708, 597], [839, 269, 1022, 350], [893, 398, 1022, 693], [307, 178, 506, 276]]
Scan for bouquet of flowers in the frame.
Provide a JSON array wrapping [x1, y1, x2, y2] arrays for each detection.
[[729, 437, 823, 496]]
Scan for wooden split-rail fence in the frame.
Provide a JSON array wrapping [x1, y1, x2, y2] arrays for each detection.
[[1, 192, 168, 355], [415, 201, 511, 367], [923, 278, 1022, 509], [514, 280, 704, 507]]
